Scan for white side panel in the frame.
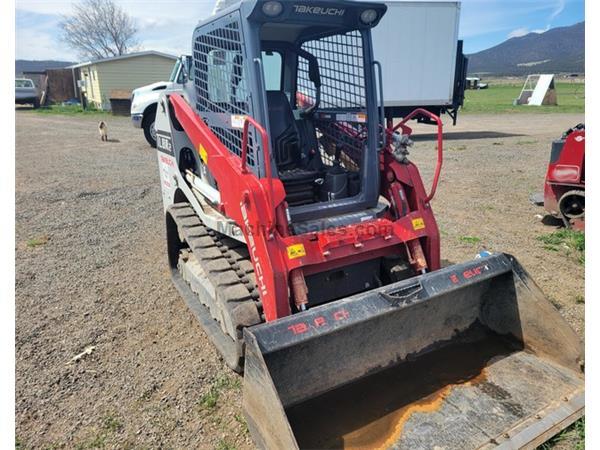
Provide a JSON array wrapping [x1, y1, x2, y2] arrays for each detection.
[[528, 74, 554, 105], [368, 1, 461, 106]]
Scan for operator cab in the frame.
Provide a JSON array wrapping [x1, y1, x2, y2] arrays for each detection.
[[261, 43, 362, 206], [191, 0, 387, 228], [257, 1, 387, 225]]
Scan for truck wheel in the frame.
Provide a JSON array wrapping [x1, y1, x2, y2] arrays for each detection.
[[142, 108, 157, 148]]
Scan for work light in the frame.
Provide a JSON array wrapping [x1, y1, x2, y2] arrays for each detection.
[[262, 1, 283, 17], [360, 8, 378, 24]]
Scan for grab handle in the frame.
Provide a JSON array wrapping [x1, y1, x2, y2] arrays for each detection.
[[373, 61, 386, 149], [393, 108, 443, 203], [379, 280, 423, 307], [241, 116, 275, 221]]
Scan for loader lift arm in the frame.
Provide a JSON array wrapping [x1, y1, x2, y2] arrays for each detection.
[[168, 93, 292, 320]]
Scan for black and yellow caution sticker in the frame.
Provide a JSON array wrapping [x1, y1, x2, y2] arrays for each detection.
[[412, 218, 426, 230], [199, 144, 208, 163], [287, 243, 306, 259]]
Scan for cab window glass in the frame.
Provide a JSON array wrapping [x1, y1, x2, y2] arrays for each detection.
[[169, 60, 182, 82], [207, 50, 247, 103], [16, 79, 34, 88], [262, 51, 282, 91]]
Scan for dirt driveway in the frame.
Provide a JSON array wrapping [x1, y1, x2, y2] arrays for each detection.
[[15, 110, 584, 449]]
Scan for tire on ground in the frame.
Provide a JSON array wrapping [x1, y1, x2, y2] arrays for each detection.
[[142, 104, 157, 148]]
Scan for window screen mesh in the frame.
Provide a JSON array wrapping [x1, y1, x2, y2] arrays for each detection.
[[297, 31, 367, 171], [298, 31, 366, 110], [317, 121, 366, 171], [193, 18, 256, 167]]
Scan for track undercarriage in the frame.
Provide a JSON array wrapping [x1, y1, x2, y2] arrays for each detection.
[[167, 203, 261, 371]]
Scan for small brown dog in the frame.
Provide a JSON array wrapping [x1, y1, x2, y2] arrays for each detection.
[[98, 121, 108, 142]]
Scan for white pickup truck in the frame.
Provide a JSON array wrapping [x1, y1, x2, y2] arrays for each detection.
[[130, 55, 193, 147]]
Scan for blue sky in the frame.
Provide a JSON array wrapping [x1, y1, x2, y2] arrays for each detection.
[[15, 0, 584, 61]]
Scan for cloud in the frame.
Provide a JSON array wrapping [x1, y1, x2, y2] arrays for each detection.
[[532, 25, 551, 33], [506, 0, 565, 40], [15, 0, 579, 60], [507, 25, 550, 39], [17, 27, 78, 60], [16, 0, 73, 16], [459, 0, 559, 37], [16, 10, 78, 60], [507, 27, 529, 38], [550, 0, 566, 22], [15, 0, 214, 60]]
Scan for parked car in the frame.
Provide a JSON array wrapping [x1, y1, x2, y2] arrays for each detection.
[[466, 76, 488, 90], [15, 78, 40, 108], [130, 55, 193, 147]]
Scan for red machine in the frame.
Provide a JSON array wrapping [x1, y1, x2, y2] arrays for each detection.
[[153, 1, 584, 447], [169, 96, 442, 323], [543, 124, 585, 230]]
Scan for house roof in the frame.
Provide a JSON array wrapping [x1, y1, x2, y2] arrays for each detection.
[[67, 50, 177, 69]]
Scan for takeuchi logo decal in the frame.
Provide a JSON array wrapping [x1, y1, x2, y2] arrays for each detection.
[[293, 4, 345, 16], [240, 200, 268, 298]]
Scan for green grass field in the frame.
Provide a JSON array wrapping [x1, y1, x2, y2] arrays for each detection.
[[462, 81, 585, 114], [31, 104, 109, 116]]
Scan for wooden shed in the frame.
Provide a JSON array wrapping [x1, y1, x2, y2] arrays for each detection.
[[69, 51, 177, 110]]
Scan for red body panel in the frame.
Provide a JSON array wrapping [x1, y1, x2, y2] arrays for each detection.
[[169, 94, 443, 321], [543, 127, 585, 228]]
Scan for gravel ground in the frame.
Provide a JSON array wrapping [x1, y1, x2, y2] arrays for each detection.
[[15, 110, 584, 449]]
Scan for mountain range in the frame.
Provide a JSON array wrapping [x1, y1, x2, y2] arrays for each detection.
[[15, 60, 75, 75], [467, 22, 584, 76]]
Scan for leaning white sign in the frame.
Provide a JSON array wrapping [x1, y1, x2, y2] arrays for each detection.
[[528, 74, 555, 106]]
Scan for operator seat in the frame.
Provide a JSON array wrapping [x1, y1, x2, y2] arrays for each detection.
[[266, 91, 322, 206], [266, 91, 302, 171]]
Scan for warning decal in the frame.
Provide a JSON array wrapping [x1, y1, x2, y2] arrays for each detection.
[[199, 144, 208, 163], [412, 218, 426, 230], [287, 243, 307, 259], [231, 115, 246, 129]]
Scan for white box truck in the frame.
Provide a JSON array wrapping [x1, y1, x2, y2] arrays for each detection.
[[366, 0, 467, 123]]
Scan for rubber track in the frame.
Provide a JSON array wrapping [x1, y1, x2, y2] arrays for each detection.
[[168, 203, 263, 341]]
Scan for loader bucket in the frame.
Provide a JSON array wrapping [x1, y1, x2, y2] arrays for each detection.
[[243, 253, 584, 450]]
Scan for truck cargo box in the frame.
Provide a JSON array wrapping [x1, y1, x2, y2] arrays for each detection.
[[368, 1, 462, 109]]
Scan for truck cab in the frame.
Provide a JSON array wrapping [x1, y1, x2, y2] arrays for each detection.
[[130, 55, 194, 147]]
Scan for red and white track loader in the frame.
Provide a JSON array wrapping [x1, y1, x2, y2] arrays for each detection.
[[152, 1, 584, 448]]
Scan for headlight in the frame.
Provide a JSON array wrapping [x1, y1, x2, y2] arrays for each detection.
[[360, 9, 378, 24], [262, 1, 283, 17]]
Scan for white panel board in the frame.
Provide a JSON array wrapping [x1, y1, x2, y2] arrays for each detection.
[[528, 74, 554, 105], [366, 0, 461, 107]]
